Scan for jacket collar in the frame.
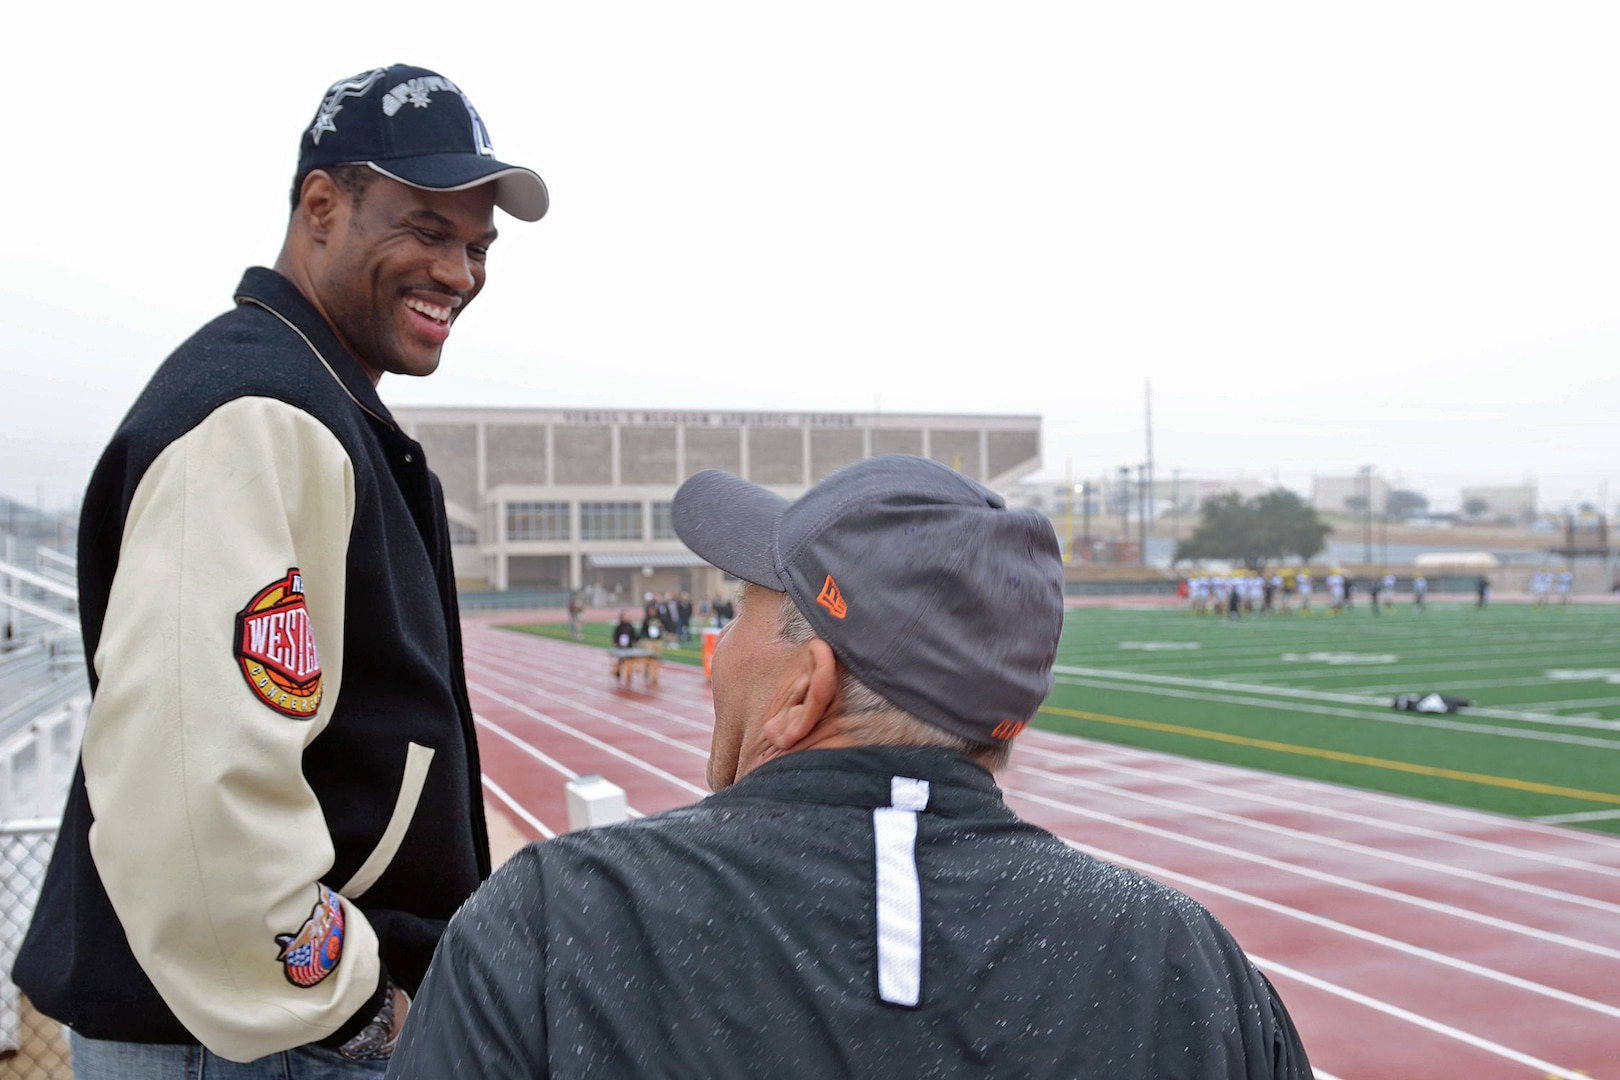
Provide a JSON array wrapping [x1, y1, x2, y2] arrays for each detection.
[[233, 267, 398, 430], [715, 746, 1014, 819]]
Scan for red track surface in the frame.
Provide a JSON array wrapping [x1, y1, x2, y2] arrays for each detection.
[[464, 616, 1620, 1080]]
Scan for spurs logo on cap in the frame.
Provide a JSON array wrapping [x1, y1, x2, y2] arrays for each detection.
[[309, 68, 387, 145], [380, 74, 459, 116], [459, 94, 496, 157]]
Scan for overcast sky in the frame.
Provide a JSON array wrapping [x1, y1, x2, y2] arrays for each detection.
[[5, 2, 1617, 515]]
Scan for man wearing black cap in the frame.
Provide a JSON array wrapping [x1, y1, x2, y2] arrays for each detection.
[[385, 455, 1312, 1078], [13, 66, 545, 1075]]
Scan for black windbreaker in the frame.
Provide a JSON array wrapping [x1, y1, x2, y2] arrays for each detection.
[[388, 746, 1311, 1078]]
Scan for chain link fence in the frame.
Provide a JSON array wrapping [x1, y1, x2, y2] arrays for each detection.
[[2, 823, 69, 1079]]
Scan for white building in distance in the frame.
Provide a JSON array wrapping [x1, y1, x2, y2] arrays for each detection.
[[390, 406, 1042, 602]]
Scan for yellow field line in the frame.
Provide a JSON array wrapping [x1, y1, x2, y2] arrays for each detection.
[[1038, 704, 1620, 807]]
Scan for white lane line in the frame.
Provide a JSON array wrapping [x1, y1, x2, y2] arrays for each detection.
[[467, 643, 717, 720], [475, 713, 650, 824], [1007, 769, 1620, 958], [481, 773, 557, 840], [1018, 733, 1620, 881], [1023, 725, 1620, 861], [466, 643, 718, 732], [469, 658, 714, 757], [469, 681, 710, 799], [1058, 837, 1620, 1022], [1253, 954, 1592, 1080], [476, 712, 583, 780]]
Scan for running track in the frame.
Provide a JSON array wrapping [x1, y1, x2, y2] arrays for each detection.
[[462, 615, 1620, 1080]]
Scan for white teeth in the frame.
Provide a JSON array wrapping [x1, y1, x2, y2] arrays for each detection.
[[405, 298, 450, 322]]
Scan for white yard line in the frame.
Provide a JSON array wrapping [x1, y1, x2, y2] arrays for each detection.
[[1055, 663, 1620, 733], [1053, 673, 1620, 750], [1538, 808, 1620, 825]]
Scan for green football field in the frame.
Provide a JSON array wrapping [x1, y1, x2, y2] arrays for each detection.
[[1041, 599, 1620, 835]]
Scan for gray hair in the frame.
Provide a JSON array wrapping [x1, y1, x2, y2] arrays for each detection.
[[773, 593, 1012, 772]]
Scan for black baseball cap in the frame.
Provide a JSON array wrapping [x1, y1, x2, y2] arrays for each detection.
[[672, 455, 1065, 746], [296, 64, 548, 221]]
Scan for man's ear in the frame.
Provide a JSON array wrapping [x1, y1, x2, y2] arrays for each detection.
[[761, 639, 839, 752], [294, 171, 345, 243]]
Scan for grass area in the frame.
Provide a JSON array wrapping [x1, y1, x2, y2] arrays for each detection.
[[1042, 599, 1620, 835], [503, 621, 711, 668]]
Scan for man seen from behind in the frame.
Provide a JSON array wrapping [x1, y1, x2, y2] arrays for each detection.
[[385, 454, 1313, 1078]]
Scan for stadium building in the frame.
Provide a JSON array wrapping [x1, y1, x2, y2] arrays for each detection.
[[390, 406, 1042, 603]]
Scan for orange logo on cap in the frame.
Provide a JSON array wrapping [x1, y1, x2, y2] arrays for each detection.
[[816, 575, 848, 619], [990, 719, 1029, 741]]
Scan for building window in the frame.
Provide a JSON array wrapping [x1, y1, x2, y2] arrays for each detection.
[[507, 501, 571, 542], [580, 501, 644, 541], [651, 501, 676, 540], [448, 521, 478, 546]]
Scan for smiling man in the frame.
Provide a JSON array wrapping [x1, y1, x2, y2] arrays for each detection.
[[385, 455, 1312, 1079], [14, 65, 545, 1077]]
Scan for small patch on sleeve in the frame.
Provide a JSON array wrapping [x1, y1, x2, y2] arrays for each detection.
[[275, 883, 345, 988]]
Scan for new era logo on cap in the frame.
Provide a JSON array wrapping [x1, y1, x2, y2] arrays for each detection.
[[817, 576, 848, 619], [297, 63, 549, 221]]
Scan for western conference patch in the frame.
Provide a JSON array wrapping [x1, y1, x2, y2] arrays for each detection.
[[235, 568, 323, 718]]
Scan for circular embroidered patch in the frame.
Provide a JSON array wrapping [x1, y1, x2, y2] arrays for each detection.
[[235, 568, 323, 718]]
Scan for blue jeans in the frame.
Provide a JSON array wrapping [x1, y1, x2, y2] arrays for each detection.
[[69, 1031, 390, 1079]]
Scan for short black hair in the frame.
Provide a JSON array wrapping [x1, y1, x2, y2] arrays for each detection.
[[288, 163, 381, 214]]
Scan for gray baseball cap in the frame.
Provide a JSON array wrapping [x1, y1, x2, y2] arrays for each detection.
[[672, 455, 1065, 746]]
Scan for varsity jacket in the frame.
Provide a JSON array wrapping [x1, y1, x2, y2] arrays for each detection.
[[386, 747, 1312, 1079], [13, 267, 490, 1062]]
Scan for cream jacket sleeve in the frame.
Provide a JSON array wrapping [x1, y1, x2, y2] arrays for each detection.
[[82, 396, 381, 1062]]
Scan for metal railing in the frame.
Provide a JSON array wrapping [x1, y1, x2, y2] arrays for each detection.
[[1, 540, 80, 1077], [0, 559, 77, 636], [1, 823, 70, 1077], [1, 696, 84, 1078]]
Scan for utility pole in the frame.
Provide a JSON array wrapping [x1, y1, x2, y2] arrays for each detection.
[[1081, 479, 1091, 558], [1137, 463, 1149, 565], [1118, 466, 1130, 561], [1171, 469, 1181, 544], [1360, 464, 1374, 565], [1144, 380, 1154, 539], [1064, 459, 1073, 562]]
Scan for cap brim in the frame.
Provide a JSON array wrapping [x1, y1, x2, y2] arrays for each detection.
[[368, 156, 549, 221], [671, 470, 790, 590]]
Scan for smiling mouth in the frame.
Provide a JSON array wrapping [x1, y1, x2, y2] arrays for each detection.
[[404, 297, 452, 324]]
